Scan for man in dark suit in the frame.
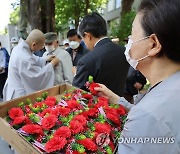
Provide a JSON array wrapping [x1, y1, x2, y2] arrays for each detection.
[[73, 12, 129, 96], [67, 29, 89, 66]]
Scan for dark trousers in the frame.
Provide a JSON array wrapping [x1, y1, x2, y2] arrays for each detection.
[[0, 72, 7, 98]]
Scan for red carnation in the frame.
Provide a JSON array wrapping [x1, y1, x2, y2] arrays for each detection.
[[45, 137, 67, 153], [73, 115, 87, 126], [54, 126, 71, 138], [33, 102, 44, 108], [46, 96, 57, 102], [117, 105, 126, 115], [105, 107, 118, 117], [95, 97, 108, 108], [82, 94, 93, 99], [95, 122, 111, 134], [41, 115, 57, 130], [41, 108, 52, 117], [44, 100, 56, 107], [69, 120, 84, 134], [44, 96, 57, 107], [59, 107, 71, 116], [8, 108, 24, 120], [77, 138, 97, 151], [67, 100, 81, 109], [50, 108, 60, 117], [106, 113, 121, 126], [89, 82, 99, 95], [22, 124, 43, 135], [12, 116, 26, 125], [81, 108, 98, 119]]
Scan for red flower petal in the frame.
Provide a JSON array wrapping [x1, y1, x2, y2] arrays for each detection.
[[69, 120, 84, 135], [95, 122, 111, 134], [59, 107, 71, 116], [8, 108, 24, 120], [89, 82, 99, 95], [73, 115, 87, 126], [41, 115, 57, 130], [22, 124, 43, 135], [45, 137, 67, 153], [54, 126, 71, 138], [77, 138, 97, 151]]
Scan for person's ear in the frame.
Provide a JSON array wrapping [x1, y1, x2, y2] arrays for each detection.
[[148, 34, 162, 56], [85, 32, 92, 41], [32, 42, 36, 47]]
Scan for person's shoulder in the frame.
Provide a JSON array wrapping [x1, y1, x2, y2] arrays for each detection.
[[56, 47, 70, 56]]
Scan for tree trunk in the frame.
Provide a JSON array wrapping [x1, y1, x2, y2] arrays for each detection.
[[74, 0, 80, 29], [18, 0, 28, 39], [28, 0, 42, 30], [45, 0, 55, 32], [121, 0, 134, 16], [84, 0, 90, 15], [19, 0, 55, 33]]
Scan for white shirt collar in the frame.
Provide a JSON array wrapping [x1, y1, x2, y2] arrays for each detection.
[[94, 36, 108, 47]]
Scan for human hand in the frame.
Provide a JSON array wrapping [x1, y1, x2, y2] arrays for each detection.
[[51, 57, 60, 67], [134, 82, 143, 90], [72, 66, 77, 75], [94, 84, 120, 104], [46, 55, 55, 62], [0, 67, 4, 73]]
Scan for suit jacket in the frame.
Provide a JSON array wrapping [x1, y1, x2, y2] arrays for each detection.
[[67, 44, 89, 66], [73, 38, 129, 96]]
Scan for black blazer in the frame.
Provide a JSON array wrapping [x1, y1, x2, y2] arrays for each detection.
[[67, 44, 89, 66], [73, 38, 129, 96]]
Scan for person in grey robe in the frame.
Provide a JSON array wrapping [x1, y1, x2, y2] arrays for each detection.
[[3, 29, 59, 101]]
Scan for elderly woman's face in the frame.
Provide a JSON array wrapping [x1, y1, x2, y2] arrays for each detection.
[[129, 13, 152, 69]]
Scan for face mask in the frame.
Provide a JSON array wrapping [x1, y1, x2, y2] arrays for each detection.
[[65, 47, 69, 50], [45, 45, 55, 52], [12, 43, 17, 48], [125, 36, 149, 69], [69, 41, 80, 50]]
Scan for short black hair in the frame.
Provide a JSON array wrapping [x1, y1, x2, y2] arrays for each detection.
[[67, 29, 81, 39], [0, 42, 1, 46], [138, 0, 180, 62], [78, 12, 107, 38]]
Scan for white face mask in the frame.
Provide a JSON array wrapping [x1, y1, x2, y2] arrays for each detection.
[[12, 43, 18, 48], [69, 41, 80, 49], [125, 36, 150, 69], [45, 45, 55, 52]]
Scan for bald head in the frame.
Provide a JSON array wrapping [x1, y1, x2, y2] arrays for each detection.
[[26, 29, 45, 52]]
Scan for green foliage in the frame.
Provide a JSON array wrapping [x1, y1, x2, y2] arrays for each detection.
[[9, 6, 20, 25], [110, 10, 136, 45], [55, 0, 108, 31]]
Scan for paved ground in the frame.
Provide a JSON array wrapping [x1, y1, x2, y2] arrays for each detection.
[[0, 98, 15, 154], [0, 138, 14, 154]]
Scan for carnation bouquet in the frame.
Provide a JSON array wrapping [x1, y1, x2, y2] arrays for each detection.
[[6, 76, 126, 154]]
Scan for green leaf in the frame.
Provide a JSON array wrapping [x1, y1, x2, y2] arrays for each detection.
[[42, 92, 48, 100], [26, 98, 32, 105], [88, 75, 93, 83]]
